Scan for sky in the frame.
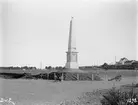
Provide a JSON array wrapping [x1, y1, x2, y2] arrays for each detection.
[[0, 0, 137, 68]]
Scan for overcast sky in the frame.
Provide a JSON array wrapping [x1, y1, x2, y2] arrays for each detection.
[[0, 0, 137, 68]]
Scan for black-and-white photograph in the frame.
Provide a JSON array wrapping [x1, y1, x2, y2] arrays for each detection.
[[0, 0, 138, 105]]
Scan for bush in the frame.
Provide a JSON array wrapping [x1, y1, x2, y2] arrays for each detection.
[[100, 87, 138, 105]]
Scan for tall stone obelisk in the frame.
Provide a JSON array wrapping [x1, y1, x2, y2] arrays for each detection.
[[65, 17, 79, 69]]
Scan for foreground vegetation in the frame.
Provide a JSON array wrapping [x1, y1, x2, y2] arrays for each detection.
[[101, 86, 138, 105], [61, 84, 138, 105], [0, 72, 137, 105]]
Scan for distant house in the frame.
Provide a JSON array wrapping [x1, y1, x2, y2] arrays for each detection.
[[116, 57, 128, 65], [115, 57, 135, 65], [119, 57, 128, 65]]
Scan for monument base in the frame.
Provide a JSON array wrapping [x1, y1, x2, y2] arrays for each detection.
[[65, 62, 79, 69]]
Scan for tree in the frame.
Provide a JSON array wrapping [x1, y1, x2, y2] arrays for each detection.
[[47, 66, 52, 70], [102, 63, 109, 70], [45, 66, 48, 69]]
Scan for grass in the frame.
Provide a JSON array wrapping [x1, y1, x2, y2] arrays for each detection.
[[0, 69, 137, 105]]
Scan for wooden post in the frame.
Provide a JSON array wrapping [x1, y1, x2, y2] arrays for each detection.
[[47, 73, 49, 80], [61, 73, 64, 81], [77, 73, 79, 81], [54, 72, 55, 80], [91, 73, 93, 81]]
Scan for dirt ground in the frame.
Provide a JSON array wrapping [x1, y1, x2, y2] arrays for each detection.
[[0, 75, 137, 105]]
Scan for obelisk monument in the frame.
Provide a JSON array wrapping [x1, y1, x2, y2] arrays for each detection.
[[65, 17, 79, 69]]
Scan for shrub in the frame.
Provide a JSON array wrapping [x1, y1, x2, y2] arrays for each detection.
[[100, 87, 138, 105]]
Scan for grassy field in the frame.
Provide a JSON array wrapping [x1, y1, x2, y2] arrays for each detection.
[[0, 69, 137, 105]]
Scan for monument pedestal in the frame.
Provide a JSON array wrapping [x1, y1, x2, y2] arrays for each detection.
[[65, 62, 79, 69]]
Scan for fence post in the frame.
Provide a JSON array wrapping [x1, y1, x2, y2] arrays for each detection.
[[47, 73, 49, 80], [54, 72, 55, 80], [61, 72, 64, 81], [91, 73, 93, 81], [77, 73, 79, 81]]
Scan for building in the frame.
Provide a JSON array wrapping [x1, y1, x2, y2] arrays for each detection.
[[118, 57, 128, 65], [116, 57, 135, 65]]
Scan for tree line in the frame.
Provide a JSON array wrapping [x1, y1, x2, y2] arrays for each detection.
[[101, 62, 138, 70]]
